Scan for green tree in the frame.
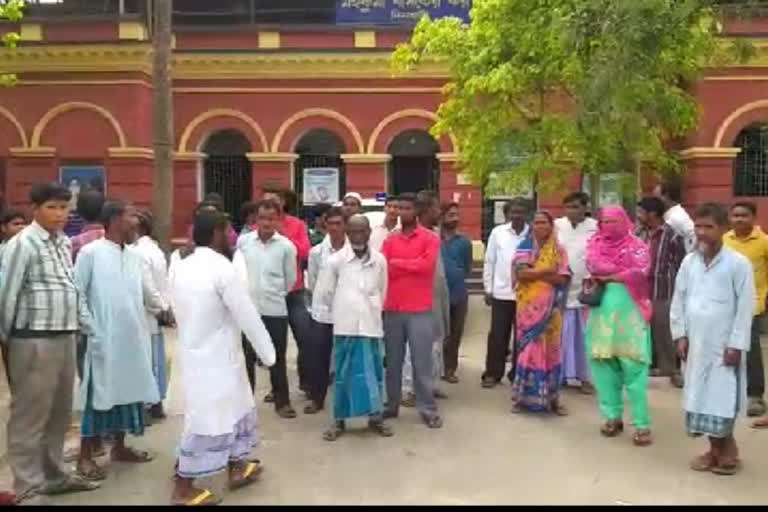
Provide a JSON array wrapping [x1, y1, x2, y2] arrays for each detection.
[[0, 0, 23, 87], [392, 0, 754, 194]]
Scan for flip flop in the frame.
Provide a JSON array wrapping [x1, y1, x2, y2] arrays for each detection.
[[711, 459, 741, 476], [172, 489, 221, 506], [229, 462, 263, 490], [424, 415, 443, 429], [41, 476, 100, 495], [76, 461, 107, 482], [633, 430, 653, 447], [368, 420, 394, 438], [112, 447, 154, 463], [690, 452, 716, 472], [600, 420, 624, 438], [751, 418, 768, 429]]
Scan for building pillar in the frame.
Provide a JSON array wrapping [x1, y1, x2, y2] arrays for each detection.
[[438, 153, 482, 241], [247, 152, 296, 198], [7, 147, 58, 210], [106, 148, 154, 210], [679, 147, 741, 208], [173, 152, 203, 240], [341, 153, 390, 199]]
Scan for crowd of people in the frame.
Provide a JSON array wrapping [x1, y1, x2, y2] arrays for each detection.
[[0, 177, 765, 505]]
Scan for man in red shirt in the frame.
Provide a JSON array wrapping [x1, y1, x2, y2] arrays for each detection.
[[249, 188, 312, 398], [381, 193, 443, 429]]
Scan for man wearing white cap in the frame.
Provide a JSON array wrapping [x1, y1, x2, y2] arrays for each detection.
[[342, 192, 363, 220]]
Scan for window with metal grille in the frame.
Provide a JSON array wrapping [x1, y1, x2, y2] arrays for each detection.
[[733, 123, 768, 197]]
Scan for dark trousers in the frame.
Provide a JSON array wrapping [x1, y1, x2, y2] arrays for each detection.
[[307, 320, 334, 408], [242, 335, 257, 393], [748, 314, 765, 399], [483, 299, 517, 382], [76, 334, 87, 381], [443, 298, 469, 376], [286, 290, 311, 391], [261, 316, 290, 408]]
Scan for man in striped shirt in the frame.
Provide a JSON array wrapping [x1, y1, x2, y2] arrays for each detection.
[[0, 183, 98, 504]]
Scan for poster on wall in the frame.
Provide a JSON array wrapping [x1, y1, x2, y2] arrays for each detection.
[[303, 168, 340, 205], [59, 166, 106, 210]]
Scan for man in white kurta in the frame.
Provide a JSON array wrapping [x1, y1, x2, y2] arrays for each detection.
[[670, 203, 754, 475], [74, 201, 163, 481], [169, 212, 276, 505], [134, 211, 171, 419], [554, 192, 598, 391]]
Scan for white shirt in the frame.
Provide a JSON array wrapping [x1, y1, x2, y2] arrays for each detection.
[[664, 204, 696, 253], [369, 219, 400, 253], [554, 217, 598, 308], [307, 236, 350, 323], [134, 236, 169, 334], [313, 246, 388, 338], [233, 231, 297, 318], [169, 247, 276, 436], [483, 223, 529, 300]]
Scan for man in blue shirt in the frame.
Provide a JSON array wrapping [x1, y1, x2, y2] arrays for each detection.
[[440, 202, 473, 383]]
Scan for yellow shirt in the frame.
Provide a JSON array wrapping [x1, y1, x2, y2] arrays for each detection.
[[723, 227, 768, 315]]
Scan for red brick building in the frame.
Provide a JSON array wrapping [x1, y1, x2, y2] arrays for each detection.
[[0, 1, 767, 242]]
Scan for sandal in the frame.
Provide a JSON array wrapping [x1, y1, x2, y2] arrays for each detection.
[[322, 422, 345, 442], [511, 403, 524, 415], [76, 460, 107, 482], [263, 392, 275, 404], [433, 388, 448, 400], [424, 415, 443, 429], [229, 462, 263, 490], [690, 452, 717, 472], [711, 458, 741, 476], [600, 420, 624, 438], [111, 447, 154, 463], [276, 405, 297, 419], [633, 430, 653, 447], [368, 420, 394, 438], [751, 417, 768, 429], [41, 475, 100, 495], [551, 402, 569, 416], [172, 488, 221, 506], [303, 402, 323, 415], [401, 393, 416, 408], [481, 377, 498, 389], [579, 382, 595, 395], [442, 374, 459, 384]]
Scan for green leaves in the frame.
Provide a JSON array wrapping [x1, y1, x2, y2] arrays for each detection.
[[0, 0, 24, 87], [392, 0, 752, 195]]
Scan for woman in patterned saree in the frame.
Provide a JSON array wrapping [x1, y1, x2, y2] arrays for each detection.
[[511, 211, 571, 415], [585, 205, 653, 446]]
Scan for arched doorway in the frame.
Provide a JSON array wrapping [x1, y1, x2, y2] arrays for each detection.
[[388, 129, 440, 195], [202, 129, 252, 230], [733, 123, 768, 197], [294, 129, 346, 218]]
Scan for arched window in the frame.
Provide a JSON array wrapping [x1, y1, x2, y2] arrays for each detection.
[[733, 123, 768, 197], [202, 129, 253, 229], [387, 129, 440, 196]]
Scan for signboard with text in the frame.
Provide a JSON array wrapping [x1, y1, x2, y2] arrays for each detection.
[[336, 0, 471, 25]]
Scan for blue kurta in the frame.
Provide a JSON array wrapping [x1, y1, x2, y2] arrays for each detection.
[[670, 247, 755, 420], [74, 239, 160, 411]]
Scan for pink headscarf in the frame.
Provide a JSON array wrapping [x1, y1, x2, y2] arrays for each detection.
[[586, 205, 651, 322]]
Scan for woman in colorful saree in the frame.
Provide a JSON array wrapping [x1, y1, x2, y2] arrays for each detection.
[[511, 211, 571, 415], [585, 205, 653, 446]]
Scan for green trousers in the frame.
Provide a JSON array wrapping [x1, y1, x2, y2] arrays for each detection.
[[589, 357, 651, 430]]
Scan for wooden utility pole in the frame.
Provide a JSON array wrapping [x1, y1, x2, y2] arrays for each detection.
[[151, 0, 173, 251]]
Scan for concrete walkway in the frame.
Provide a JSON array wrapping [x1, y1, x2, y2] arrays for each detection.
[[3, 297, 768, 505]]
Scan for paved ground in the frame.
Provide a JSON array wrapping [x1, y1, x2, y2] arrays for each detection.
[[3, 296, 768, 505]]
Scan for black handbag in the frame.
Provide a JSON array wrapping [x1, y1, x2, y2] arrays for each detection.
[[578, 279, 605, 307]]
